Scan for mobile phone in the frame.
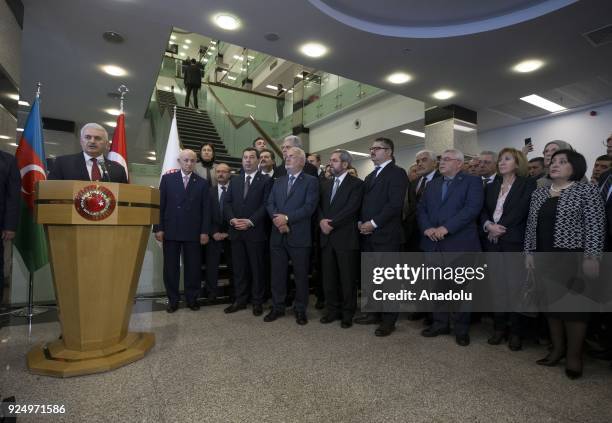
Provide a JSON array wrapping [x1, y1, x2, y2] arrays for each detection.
[[524, 137, 532, 145]]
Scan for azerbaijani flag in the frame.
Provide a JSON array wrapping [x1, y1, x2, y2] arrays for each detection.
[[14, 96, 48, 272], [108, 113, 129, 181]]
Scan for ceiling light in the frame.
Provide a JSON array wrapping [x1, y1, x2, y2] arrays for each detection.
[[400, 129, 425, 138], [520, 94, 566, 112], [182, 45, 189, 49], [202, 59, 208, 63], [266, 85, 278, 90], [227, 76, 237, 80], [18, 100, 30, 106], [247, 55, 254, 60], [0, 135, 10, 139], [16, 128, 24, 132], [210, 46, 216, 50], [288, 89, 293, 93], [101, 65, 127, 77], [346, 150, 370, 158], [214, 14, 240, 31], [299, 42, 328, 58], [210, 41, 217, 45], [206, 52, 212, 56], [245, 104, 256, 108], [7, 94, 19, 101], [432, 90, 455, 100], [147, 156, 157, 161], [170, 35, 176, 40], [163, 86, 171, 90], [185, 39, 192, 44], [149, 150, 156, 155], [104, 121, 117, 128], [513, 59, 544, 73], [453, 123, 476, 132], [180, 52, 186, 57], [296, 74, 304, 79], [105, 108, 121, 116], [8, 143, 18, 147], [386, 72, 412, 84]]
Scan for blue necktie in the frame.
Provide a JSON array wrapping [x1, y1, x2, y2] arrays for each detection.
[[441, 178, 451, 202], [287, 175, 295, 195]]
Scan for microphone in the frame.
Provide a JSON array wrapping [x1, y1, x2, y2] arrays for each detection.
[[97, 157, 110, 182]]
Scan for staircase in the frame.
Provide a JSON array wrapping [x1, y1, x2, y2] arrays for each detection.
[[156, 89, 243, 172]]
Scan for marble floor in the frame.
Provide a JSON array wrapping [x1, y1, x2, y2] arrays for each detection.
[[1, 300, 611, 422]]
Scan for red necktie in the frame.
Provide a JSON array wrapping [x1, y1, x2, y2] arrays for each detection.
[[91, 158, 102, 181]]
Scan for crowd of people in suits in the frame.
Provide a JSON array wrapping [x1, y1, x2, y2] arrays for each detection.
[[13, 122, 612, 381], [161, 131, 612, 381]]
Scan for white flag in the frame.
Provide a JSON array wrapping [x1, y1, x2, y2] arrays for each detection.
[[160, 111, 181, 182]]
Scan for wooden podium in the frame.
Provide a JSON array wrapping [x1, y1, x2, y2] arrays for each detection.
[[27, 180, 159, 377]]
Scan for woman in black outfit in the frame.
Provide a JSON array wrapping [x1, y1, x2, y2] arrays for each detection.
[[194, 143, 218, 186], [524, 149, 606, 379], [481, 148, 536, 350]]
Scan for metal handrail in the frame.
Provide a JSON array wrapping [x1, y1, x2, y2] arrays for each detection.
[[205, 85, 283, 158]]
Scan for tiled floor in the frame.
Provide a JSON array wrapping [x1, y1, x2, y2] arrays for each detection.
[[1, 301, 611, 422]]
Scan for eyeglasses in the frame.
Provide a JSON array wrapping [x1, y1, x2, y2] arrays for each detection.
[[368, 146, 390, 152]]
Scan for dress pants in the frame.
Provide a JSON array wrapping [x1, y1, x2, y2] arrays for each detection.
[[185, 85, 199, 108], [163, 240, 201, 305], [321, 244, 358, 320], [362, 238, 399, 326], [231, 239, 266, 306], [205, 238, 232, 299], [270, 239, 310, 313]]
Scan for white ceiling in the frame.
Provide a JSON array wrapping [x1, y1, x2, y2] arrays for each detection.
[[17, 0, 612, 161]]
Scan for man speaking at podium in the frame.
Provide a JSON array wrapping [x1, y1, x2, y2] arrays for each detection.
[[48, 123, 128, 183]]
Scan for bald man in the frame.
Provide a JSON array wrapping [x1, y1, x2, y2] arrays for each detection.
[[154, 149, 211, 312]]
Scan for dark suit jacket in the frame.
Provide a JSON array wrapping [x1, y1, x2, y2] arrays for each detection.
[[267, 172, 319, 248], [274, 161, 318, 178], [417, 172, 483, 252], [479, 176, 536, 245], [224, 171, 272, 242], [361, 162, 408, 247], [210, 184, 230, 235], [154, 171, 210, 241], [0, 151, 20, 231], [48, 153, 128, 183], [599, 169, 612, 251], [403, 171, 441, 249], [318, 174, 363, 250]]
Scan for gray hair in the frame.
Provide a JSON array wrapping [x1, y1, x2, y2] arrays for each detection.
[[80, 123, 108, 141], [416, 149, 436, 161], [331, 149, 352, 166], [288, 147, 306, 161], [480, 150, 498, 162], [283, 135, 303, 149], [442, 148, 465, 162]]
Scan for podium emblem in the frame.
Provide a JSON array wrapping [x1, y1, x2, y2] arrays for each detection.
[[74, 185, 116, 220]]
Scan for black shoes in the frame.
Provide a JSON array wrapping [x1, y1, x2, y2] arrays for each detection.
[[187, 303, 200, 311], [536, 352, 565, 366], [320, 314, 340, 324], [508, 335, 522, 351], [252, 304, 263, 316], [374, 324, 395, 337], [565, 367, 583, 380], [487, 331, 507, 345], [224, 303, 246, 314], [354, 314, 381, 325], [341, 319, 353, 329], [296, 312, 308, 326], [166, 303, 179, 313], [263, 310, 285, 322], [421, 326, 451, 337], [455, 334, 470, 346]]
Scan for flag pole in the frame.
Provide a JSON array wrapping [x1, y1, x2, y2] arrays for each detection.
[[118, 84, 129, 113], [12, 82, 50, 320]]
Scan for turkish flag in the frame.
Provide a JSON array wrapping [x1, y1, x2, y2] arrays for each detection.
[[108, 113, 129, 181]]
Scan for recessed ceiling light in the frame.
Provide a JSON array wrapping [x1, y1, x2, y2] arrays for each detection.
[[7, 94, 19, 101], [16, 128, 24, 132], [206, 52, 212, 56], [8, 143, 18, 147], [0, 135, 11, 139], [346, 150, 370, 158], [400, 129, 425, 138], [104, 121, 117, 128], [432, 90, 455, 100], [247, 55, 254, 60], [163, 86, 171, 91], [453, 123, 476, 132], [296, 74, 304, 79], [386, 72, 412, 84], [105, 108, 121, 116], [185, 39, 192, 44], [245, 104, 256, 108], [149, 151, 156, 155], [182, 45, 189, 49], [101, 65, 127, 77], [147, 156, 157, 161], [214, 14, 240, 31], [299, 42, 328, 58], [18, 100, 29, 106], [210, 46, 216, 51], [513, 59, 544, 73], [180, 52, 186, 57], [227, 76, 237, 80], [170, 35, 176, 40], [265, 85, 278, 90], [520, 94, 566, 112]]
